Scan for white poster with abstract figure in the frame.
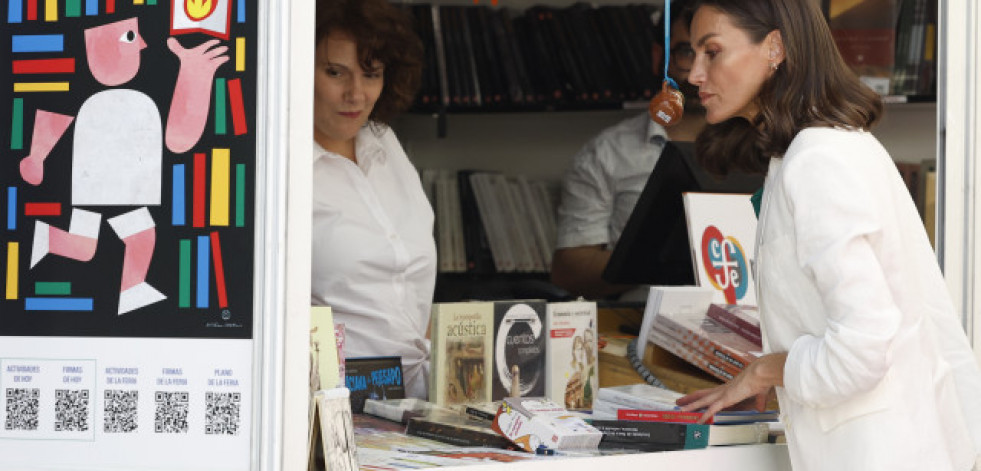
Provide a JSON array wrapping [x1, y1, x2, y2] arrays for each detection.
[[1, 0, 259, 469]]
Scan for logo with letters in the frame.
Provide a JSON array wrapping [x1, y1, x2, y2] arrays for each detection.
[[700, 225, 749, 304]]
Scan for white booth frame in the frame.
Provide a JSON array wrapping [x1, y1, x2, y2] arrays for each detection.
[[251, 0, 981, 469]]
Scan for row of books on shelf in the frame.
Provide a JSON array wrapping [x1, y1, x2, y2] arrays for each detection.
[[827, 0, 937, 97], [421, 169, 558, 274], [403, 3, 663, 112]]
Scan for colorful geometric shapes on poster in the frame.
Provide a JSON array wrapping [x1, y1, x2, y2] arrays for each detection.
[[5, 242, 18, 299], [13, 82, 70, 92], [8, 0, 23, 23], [170, 0, 232, 40], [193, 152, 206, 227], [11, 98, 24, 150], [107, 0, 114, 14], [210, 148, 229, 226], [214, 78, 226, 135], [24, 202, 61, 217], [31, 208, 100, 268], [173, 164, 186, 225], [27, 0, 37, 21], [67, 0, 81, 17], [196, 235, 209, 308], [11, 34, 63, 53], [12, 58, 76, 74], [44, 0, 56, 21], [179, 238, 191, 308], [235, 37, 245, 71], [227, 78, 247, 135], [235, 164, 245, 227], [86, 0, 98, 16], [209, 231, 228, 308], [6, 188, 16, 230], [34, 281, 71, 295], [108, 207, 165, 315], [134, 0, 144, 5], [24, 297, 94, 311], [236, 0, 243, 23], [21, 109, 74, 186]]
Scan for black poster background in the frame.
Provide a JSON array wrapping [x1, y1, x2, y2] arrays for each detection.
[[0, 1, 256, 339]]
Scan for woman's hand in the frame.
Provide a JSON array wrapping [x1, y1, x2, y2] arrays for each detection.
[[676, 352, 787, 424]]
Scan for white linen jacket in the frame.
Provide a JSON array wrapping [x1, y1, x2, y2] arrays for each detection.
[[756, 127, 981, 471]]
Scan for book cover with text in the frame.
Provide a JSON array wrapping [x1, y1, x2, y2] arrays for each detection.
[[544, 300, 598, 410], [492, 300, 547, 400], [429, 302, 495, 407]]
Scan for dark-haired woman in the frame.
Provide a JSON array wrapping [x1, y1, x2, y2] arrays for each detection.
[[310, 0, 435, 399], [674, 1, 981, 469]]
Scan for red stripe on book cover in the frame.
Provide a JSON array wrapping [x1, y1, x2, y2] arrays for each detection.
[[617, 409, 715, 425]]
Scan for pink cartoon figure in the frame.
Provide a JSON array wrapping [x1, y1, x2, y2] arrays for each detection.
[[20, 17, 228, 315]]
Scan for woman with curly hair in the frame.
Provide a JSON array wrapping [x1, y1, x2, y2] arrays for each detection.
[[310, 0, 435, 399]]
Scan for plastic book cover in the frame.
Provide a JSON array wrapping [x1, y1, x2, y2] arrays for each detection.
[[544, 300, 598, 410]]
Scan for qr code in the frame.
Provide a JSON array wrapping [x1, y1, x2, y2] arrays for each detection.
[[55, 389, 90, 432], [5, 388, 40, 431], [205, 392, 241, 435], [154, 391, 189, 434], [104, 390, 139, 433]]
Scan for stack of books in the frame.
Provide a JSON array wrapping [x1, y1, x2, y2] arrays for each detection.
[[640, 287, 763, 382]]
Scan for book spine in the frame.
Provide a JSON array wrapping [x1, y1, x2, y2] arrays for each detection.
[[405, 418, 513, 449], [705, 305, 762, 346], [590, 420, 709, 450], [617, 408, 709, 425]]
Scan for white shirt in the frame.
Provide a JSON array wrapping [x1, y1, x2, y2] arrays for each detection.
[[556, 113, 668, 249], [311, 125, 437, 399], [757, 127, 981, 471]]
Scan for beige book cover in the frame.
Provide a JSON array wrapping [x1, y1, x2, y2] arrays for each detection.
[[310, 306, 341, 393], [429, 302, 494, 407]]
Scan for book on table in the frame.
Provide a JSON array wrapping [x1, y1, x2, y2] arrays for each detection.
[[492, 299, 547, 400], [429, 301, 495, 407], [544, 300, 599, 410], [344, 356, 405, 413]]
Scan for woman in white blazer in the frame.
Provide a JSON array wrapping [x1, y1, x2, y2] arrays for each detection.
[[675, 1, 981, 470]]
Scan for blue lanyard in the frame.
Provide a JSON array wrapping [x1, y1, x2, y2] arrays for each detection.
[[663, 0, 679, 89]]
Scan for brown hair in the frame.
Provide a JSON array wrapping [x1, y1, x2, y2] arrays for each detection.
[[316, 0, 423, 125], [686, 0, 882, 174]]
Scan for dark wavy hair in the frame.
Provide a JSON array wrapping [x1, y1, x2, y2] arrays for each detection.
[[316, 0, 423, 125], [686, 0, 882, 174]]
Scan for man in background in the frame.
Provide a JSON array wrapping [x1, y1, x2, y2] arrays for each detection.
[[551, 1, 703, 298]]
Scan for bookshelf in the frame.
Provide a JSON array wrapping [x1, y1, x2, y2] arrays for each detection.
[[395, 0, 940, 293]]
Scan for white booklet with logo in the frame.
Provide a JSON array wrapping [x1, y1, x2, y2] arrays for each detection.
[[682, 192, 758, 306]]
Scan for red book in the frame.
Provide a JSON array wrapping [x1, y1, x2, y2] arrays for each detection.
[[617, 409, 714, 425], [706, 304, 762, 347]]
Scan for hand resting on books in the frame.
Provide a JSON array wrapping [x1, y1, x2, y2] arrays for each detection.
[[675, 352, 787, 424]]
